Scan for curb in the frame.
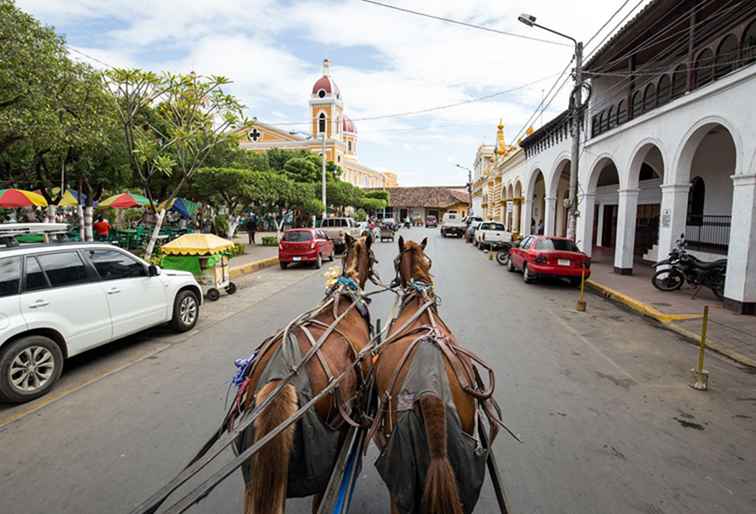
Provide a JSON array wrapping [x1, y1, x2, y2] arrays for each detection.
[[229, 255, 279, 278], [586, 279, 756, 369]]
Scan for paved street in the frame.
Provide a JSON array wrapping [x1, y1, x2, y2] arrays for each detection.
[[1, 227, 755, 514]]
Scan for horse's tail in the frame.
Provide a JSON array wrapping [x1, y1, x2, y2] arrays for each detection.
[[244, 380, 297, 514], [419, 394, 463, 514]]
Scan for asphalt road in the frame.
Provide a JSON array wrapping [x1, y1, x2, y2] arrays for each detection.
[[1, 227, 754, 514]]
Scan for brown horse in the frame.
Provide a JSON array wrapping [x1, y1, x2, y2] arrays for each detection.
[[373, 236, 501, 514], [237, 233, 376, 514]]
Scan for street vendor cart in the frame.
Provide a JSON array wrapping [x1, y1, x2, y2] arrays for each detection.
[[160, 233, 237, 301]]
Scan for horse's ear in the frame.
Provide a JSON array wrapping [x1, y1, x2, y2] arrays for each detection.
[[398, 235, 405, 252], [420, 237, 428, 250], [365, 232, 373, 249], [345, 233, 355, 248]]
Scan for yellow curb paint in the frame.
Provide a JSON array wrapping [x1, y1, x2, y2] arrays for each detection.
[[229, 256, 279, 279], [0, 343, 171, 429], [585, 279, 755, 369]]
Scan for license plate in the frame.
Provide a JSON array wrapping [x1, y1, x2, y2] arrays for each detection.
[[293, 256, 302, 261], [558, 259, 570, 266]]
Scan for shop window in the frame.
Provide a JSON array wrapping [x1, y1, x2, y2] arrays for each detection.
[[643, 83, 656, 112], [657, 74, 671, 106], [630, 90, 643, 119], [694, 48, 714, 88], [671, 64, 687, 98], [687, 176, 705, 225], [715, 34, 739, 79]]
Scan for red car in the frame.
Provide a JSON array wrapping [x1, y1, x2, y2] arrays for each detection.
[[278, 228, 334, 269], [508, 235, 591, 285]]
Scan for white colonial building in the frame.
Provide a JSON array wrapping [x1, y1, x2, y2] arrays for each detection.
[[471, 0, 756, 314]]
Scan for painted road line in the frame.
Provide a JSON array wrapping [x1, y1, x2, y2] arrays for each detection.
[[0, 343, 170, 430]]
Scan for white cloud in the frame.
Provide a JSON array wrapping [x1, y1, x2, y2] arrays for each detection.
[[17, 0, 653, 186]]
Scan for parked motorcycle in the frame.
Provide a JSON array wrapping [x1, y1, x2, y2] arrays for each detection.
[[652, 235, 727, 299], [489, 240, 513, 266]]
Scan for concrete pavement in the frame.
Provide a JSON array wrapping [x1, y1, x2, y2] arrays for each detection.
[[1, 228, 754, 514]]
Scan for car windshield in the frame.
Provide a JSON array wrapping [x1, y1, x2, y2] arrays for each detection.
[[536, 239, 579, 251], [284, 231, 312, 242], [481, 223, 505, 231]]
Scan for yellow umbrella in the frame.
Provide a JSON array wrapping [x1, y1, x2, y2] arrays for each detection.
[[160, 233, 235, 255], [58, 190, 79, 207]]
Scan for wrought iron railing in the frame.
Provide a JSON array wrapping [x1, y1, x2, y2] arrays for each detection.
[[685, 214, 731, 254]]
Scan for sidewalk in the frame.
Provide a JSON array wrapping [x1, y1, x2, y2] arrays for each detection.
[[586, 260, 756, 368], [228, 231, 279, 278]]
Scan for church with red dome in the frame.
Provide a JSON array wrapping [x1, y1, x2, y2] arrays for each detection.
[[239, 59, 398, 189]]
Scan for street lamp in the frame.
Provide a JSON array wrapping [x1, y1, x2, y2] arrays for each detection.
[[289, 130, 328, 220], [456, 163, 473, 217], [519, 13, 584, 242]]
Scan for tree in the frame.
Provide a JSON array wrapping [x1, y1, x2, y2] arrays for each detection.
[[365, 190, 389, 202], [106, 69, 250, 257], [282, 157, 319, 183], [192, 167, 257, 237]]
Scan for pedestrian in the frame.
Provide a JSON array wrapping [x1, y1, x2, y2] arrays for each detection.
[[246, 213, 258, 245], [93, 216, 110, 240], [537, 219, 544, 235]]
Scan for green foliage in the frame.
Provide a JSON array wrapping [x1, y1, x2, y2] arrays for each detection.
[[365, 190, 389, 202], [261, 235, 279, 246], [354, 209, 368, 222], [358, 197, 387, 211], [229, 243, 246, 257], [282, 157, 319, 183]]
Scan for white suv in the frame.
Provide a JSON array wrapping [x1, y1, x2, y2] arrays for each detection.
[[0, 242, 202, 403]]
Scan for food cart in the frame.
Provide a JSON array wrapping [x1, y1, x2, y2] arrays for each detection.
[[160, 233, 237, 301]]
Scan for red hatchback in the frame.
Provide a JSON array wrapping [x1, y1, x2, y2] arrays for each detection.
[[508, 235, 591, 285], [279, 228, 334, 269]]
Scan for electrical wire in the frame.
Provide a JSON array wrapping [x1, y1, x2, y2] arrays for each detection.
[[358, 0, 569, 47]]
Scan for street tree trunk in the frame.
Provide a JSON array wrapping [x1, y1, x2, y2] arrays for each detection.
[[144, 209, 166, 260], [84, 206, 94, 241]]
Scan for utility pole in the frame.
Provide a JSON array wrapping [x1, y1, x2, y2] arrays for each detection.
[[567, 41, 583, 241], [321, 133, 327, 219], [456, 163, 474, 217], [519, 13, 585, 241]]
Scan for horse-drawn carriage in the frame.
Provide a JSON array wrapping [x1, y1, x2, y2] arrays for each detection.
[[379, 219, 397, 243], [131, 233, 514, 514]]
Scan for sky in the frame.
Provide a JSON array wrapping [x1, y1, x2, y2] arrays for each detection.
[[18, 0, 651, 186]]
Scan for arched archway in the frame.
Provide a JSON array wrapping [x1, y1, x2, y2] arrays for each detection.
[[584, 157, 620, 266], [524, 169, 546, 236], [549, 159, 571, 237]]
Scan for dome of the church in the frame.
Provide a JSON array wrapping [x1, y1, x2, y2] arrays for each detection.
[[342, 114, 357, 134], [311, 58, 340, 98], [312, 75, 339, 97]]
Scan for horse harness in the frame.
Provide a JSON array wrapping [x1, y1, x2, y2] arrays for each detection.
[[368, 270, 509, 446]]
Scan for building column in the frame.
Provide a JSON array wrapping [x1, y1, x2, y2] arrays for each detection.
[[595, 203, 604, 246], [513, 198, 522, 236], [613, 189, 640, 274], [657, 183, 689, 259], [544, 196, 557, 236], [576, 193, 596, 256], [724, 174, 756, 314], [522, 199, 532, 236]]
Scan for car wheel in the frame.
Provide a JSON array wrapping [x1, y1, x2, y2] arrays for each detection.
[[507, 257, 516, 272], [314, 254, 322, 269], [172, 289, 200, 332], [206, 288, 220, 302], [226, 282, 237, 295], [522, 263, 534, 284], [280, 261, 288, 270], [0, 335, 64, 403]]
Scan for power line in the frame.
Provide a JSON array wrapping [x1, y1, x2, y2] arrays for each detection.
[[584, 0, 639, 49], [359, 0, 569, 47], [66, 46, 115, 69]]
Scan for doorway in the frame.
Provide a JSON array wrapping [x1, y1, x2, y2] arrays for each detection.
[[602, 205, 617, 248]]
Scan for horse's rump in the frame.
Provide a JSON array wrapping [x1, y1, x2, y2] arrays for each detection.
[[236, 330, 341, 497], [374, 341, 488, 514]]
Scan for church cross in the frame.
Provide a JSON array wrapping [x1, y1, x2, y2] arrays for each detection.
[[249, 128, 262, 142]]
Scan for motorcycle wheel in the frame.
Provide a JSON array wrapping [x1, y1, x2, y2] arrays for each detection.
[[710, 277, 725, 300], [652, 268, 685, 291], [496, 250, 510, 266]]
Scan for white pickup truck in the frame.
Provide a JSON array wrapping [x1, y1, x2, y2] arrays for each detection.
[[319, 217, 362, 253], [440, 212, 466, 238], [474, 221, 511, 250]]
